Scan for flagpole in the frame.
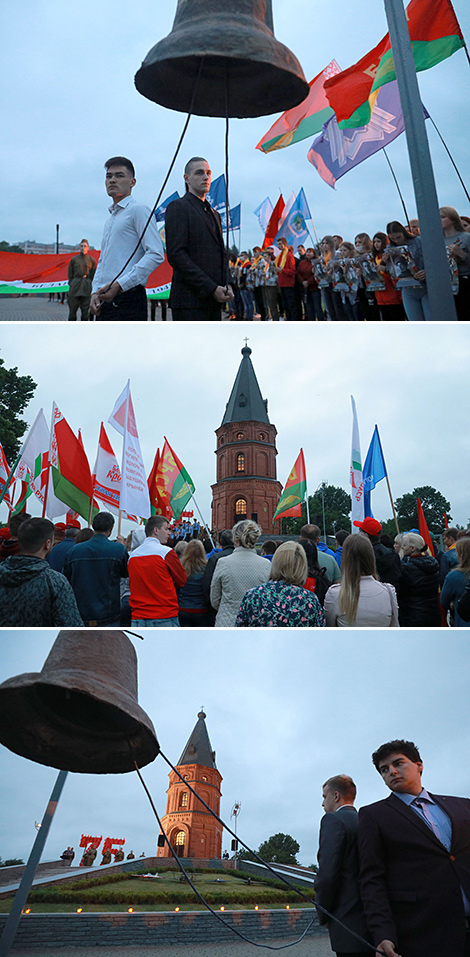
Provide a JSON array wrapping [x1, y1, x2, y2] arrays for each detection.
[[382, 148, 409, 225], [0, 453, 21, 507], [42, 403, 55, 519], [188, 491, 214, 549], [385, 475, 400, 535], [382, 0, 456, 320]]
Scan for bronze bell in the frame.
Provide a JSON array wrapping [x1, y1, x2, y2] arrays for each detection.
[[0, 631, 159, 774], [135, 0, 309, 118]]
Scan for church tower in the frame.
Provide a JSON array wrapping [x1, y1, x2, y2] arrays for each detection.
[[211, 344, 282, 534], [157, 710, 222, 860]]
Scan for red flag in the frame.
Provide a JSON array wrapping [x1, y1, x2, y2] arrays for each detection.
[[147, 448, 171, 517], [443, 512, 449, 529], [417, 497, 434, 557], [262, 194, 285, 249]]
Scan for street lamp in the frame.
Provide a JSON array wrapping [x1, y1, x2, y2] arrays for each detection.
[[231, 801, 241, 871]]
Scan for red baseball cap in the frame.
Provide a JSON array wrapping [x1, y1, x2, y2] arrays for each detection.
[[353, 517, 382, 535], [54, 522, 67, 531], [66, 519, 81, 529]]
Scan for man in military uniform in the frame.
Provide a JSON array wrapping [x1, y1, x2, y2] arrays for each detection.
[[67, 239, 96, 320]]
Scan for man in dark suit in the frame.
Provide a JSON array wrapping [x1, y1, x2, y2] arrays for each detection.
[[358, 739, 470, 957], [314, 774, 370, 957], [165, 156, 233, 320]]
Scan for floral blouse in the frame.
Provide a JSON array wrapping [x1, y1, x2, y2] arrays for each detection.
[[236, 580, 326, 628]]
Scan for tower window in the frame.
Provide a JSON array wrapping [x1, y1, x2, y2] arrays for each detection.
[[259, 432, 265, 441], [235, 498, 247, 516], [175, 831, 185, 846], [236, 432, 244, 440], [180, 792, 188, 808], [237, 453, 245, 472]]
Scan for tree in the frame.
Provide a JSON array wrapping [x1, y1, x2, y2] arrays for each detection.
[[257, 833, 300, 865], [394, 486, 452, 534], [0, 857, 24, 867], [281, 484, 350, 537], [0, 354, 37, 463], [0, 241, 24, 254]]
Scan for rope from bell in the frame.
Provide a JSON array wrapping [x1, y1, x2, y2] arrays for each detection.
[[133, 751, 386, 955], [101, 56, 206, 296]]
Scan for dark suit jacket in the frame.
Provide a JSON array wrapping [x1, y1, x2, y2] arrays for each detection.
[[314, 805, 369, 953], [165, 192, 229, 311], [358, 792, 470, 957]]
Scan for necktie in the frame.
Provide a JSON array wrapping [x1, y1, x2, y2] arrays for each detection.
[[412, 798, 450, 849]]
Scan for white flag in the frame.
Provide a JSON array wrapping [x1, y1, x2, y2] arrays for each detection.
[[350, 395, 364, 532], [15, 408, 64, 519], [108, 382, 150, 519], [92, 423, 122, 514]]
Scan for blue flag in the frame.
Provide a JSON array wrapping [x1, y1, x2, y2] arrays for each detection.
[[206, 174, 227, 211], [220, 204, 241, 231], [363, 425, 387, 518], [274, 189, 310, 248], [307, 81, 409, 188], [154, 191, 180, 222]]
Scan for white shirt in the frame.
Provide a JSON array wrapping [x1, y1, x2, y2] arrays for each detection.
[[92, 194, 164, 294]]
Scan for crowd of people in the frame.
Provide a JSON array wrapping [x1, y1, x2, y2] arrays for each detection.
[[227, 208, 470, 322], [1, 511, 469, 628]]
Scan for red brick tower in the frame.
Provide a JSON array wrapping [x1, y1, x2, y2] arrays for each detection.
[[211, 345, 282, 534], [157, 710, 222, 860]]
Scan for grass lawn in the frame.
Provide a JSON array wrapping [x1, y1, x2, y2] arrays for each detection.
[[0, 870, 317, 915]]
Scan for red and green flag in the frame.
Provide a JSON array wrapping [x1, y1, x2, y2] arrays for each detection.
[[256, 60, 341, 153], [273, 450, 307, 524], [324, 0, 464, 128], [50, 403, 98, 522], [156, 438, 195, 522]]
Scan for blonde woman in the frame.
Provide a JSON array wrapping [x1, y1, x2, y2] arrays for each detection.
[[210, 520, 270, 627], [236, 541, 325, 627], [178, 539, 211, 627], [440, 535, 470, 627], [324, 534, 399, 627]]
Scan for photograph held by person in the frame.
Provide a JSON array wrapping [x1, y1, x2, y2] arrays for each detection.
[[398, 532, 440, 627], [324, 533, 399, 627], [236, 541, 326, 627], [314, 775, 370, 957], [440, 206, 470, 320], [358, 738, 470, 957], [90, 156, 164, 320], [384, 221, 430, 321], [210, 519, 269, 627], [165, 156, 233, 321]]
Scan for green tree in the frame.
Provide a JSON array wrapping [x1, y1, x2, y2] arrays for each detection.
[[257, 833, 300, 865], [394, 486, 451, 534], [281, 484, 350, 537], [0, 354, 37, 463], [0, 857, 24, 867], [0, 241, 24, 254]]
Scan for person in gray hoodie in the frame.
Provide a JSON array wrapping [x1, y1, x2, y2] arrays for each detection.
[[0, 517, 83, 626]]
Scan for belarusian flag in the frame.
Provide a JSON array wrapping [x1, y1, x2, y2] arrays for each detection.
[[91, 422, 122, 514], [158, 438, 195, 522], [256, 60, 341, 152], [324, 0, 464, 128], [350, 396, 364, 531], [50, 403, 98, 522], [0, 442, 13, 510], [15, 408, 64, 519], [273, 450, 307, 524]]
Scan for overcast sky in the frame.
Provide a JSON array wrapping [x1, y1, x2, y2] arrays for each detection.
[[0, 631, 469, 869], [1, 322, 469, 533], [1, 0, 469, 251]]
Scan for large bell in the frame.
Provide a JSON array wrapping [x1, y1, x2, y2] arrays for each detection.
[[135, 0, 309, 118], [0, 631, 159, 774]]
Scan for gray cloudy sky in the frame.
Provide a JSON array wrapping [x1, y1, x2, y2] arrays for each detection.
[[1, 631, 469, 869], [1, 0, 469, 251], [0, 322, 469, 532]]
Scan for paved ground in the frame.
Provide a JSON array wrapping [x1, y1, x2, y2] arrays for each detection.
[[0, 298, 171, 322], [10, 932, 334, 956]]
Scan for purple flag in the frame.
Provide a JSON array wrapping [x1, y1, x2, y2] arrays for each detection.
[[307, 81, 420, 188]]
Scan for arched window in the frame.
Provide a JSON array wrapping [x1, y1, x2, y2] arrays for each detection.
[[236, 432, 244, 440], [235, 498, 247, 516], [175, 831, 185, 846], [237, 453, 245, 472], [179, 792, 188, 808]]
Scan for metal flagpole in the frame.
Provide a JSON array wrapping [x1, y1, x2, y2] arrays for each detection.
[[386, 474, 400, 535], [188, 491, 215, 548], [383, 0, 457, 320], [0, 770, 68, 957]]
